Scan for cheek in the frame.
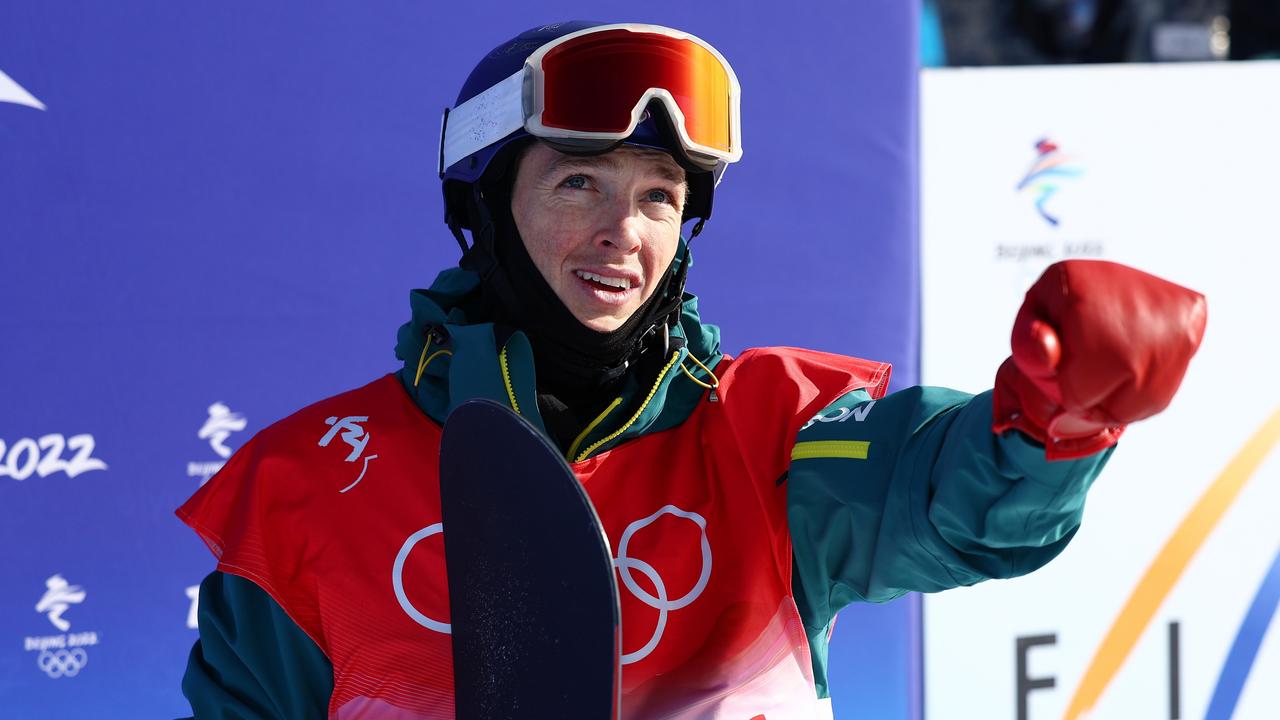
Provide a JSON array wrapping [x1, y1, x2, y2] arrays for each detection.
[[511, 185, 584, 274], [643, 223, 682, 272], [520, 215, 578, 273]]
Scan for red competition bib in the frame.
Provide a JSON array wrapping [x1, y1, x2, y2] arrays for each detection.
[[179, 347, 890, 719]]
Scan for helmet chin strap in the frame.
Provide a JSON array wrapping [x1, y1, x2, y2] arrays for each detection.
[[653, 217, 704, 357], [453, 184, 503, 280]]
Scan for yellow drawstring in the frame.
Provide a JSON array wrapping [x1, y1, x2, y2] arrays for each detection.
[[679, 351, 720, 390], [413, 333, 453, 388]]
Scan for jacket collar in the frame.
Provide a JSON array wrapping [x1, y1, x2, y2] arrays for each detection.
[[394, 267, 722, 461]]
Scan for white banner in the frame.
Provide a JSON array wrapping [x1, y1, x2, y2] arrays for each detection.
[[921, 61, 1280, 720]]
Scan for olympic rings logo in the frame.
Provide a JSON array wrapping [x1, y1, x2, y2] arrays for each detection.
[[37, 649, 87, 678], [391, 505, 712, 665], [392, 522, 451, 634], [614, 505, 712, 665]]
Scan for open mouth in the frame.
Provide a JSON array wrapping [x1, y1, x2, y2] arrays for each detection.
[[574, 270, 633, 293]]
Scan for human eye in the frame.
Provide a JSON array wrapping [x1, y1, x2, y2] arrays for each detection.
[[646, 188, 672, 204], [560, 174, 589, 190]]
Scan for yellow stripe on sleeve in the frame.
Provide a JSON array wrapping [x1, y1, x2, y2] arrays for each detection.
[[790, 440, 871, 461]]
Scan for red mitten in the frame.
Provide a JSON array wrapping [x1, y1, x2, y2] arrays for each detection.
[[992, 260, 1207, 460]]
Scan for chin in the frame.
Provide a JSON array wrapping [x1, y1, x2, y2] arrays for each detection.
[[577, 314, 628, 333]]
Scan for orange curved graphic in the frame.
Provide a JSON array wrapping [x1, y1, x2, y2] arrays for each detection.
[[1063, 407, 1280, 720]]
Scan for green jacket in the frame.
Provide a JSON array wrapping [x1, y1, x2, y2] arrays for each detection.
[[182, 268, 1110, 717]]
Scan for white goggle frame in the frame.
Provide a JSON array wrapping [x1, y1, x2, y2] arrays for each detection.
[[438, 23, 743, 181]]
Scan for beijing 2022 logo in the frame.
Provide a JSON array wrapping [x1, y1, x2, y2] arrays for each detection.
[[187, 402, 248, 485], [25, 574, 100, 679], [1016, 138, 1083, 227]]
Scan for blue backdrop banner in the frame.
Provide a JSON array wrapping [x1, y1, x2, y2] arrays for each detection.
[[0, 2, 919, 717]]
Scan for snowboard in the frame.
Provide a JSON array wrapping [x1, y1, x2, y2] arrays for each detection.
[[439, 398, 622, 719]]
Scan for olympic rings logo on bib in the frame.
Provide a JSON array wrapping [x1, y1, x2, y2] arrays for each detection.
[[391, 505, 713, 665], [392, 523, 451, 634], [614, 505, 712, 665]]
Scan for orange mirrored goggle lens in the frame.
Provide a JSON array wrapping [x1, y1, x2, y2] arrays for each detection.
[[539, 29, 734, 155]]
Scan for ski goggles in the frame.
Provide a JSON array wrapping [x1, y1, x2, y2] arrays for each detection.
[[439, 23, 743, 176]]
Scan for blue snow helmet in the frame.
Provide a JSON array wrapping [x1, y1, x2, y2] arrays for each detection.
[[438, 21, 742, 236]]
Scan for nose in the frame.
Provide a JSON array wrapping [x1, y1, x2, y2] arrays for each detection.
[[595, 196, 643, 254]]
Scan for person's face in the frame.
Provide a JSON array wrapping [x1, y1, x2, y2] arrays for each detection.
[[510, 142, 687, 333]]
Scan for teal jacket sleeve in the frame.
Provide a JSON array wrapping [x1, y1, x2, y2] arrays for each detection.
[[788, 385, 1111, 618], [182, 571, 334, 719]]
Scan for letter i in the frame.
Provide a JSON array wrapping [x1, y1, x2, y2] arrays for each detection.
[[1169, 620, 1181, 719]]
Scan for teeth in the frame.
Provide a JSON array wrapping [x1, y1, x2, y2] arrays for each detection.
[[575, 271, 631, 290]]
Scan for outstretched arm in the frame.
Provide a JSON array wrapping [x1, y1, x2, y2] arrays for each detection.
[[789, 385, 1109, 617], [791, 260, 1205, 621]]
